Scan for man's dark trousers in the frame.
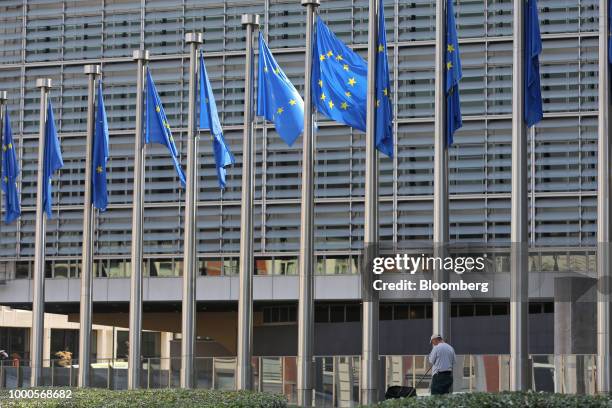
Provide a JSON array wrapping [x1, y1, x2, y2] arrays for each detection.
[[431, 371, 453, 395]]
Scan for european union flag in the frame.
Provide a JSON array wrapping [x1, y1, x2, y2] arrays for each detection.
[[446, 0, 462, 146], [93, 81, 109, 211], [375, 0, 394, 158], [525, 0, 543, 127], [43, 99, 64, 219], [1, 106, 20, 223], [312, 16, 367, 132], [145, 68, 186, 187], [199, 51, 235, 189], [257, 33, 304, 146]]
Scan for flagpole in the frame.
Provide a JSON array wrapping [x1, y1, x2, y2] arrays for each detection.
[[0, 91, 6, 234], [236, 14, 259, 392], [510, 0, 529, 391], [433, 0, 450, 341], [128, 49, 149, 390], [298, 0, 319, 406], [597, 0, 612, 393], [78, 64, 101, 388], [181, 32, 203, 390], [31, 77, 52, 387], [361, 0, 380, 404]]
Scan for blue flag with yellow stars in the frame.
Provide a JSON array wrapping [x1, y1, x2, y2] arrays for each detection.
[[524, 0, 543, 127], [312, 16, 367, 132], [446, 0, 462, 146], [375, 0, 394, 158], [1, 106, 20, 223], [199, 51, 234, 189], [145, 68, 186, 187], [43, 99, 64, 219], [257, 32, 304, 146], [93, 81, 110, 211]]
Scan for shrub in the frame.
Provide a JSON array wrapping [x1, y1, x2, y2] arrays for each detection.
[[377, 391, 612, 408], [0, 388, 287, 408]]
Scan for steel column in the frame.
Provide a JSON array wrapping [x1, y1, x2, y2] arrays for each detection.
[[0, 91, 6, 241], [510, 0, 530, 391], [236, 14, 259, 391], [31, 77, 53, 387], [181, 32, 203, 389], [297, 1, 320, 406], [128, 49, 149, 390], [597, 0, 612, 394], [433, 0, 450, 340], [78, 64, 101, 388], [361, 0, 380, 404]]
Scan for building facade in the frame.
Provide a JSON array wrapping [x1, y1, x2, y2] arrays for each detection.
[[0, 0, 601, 400]]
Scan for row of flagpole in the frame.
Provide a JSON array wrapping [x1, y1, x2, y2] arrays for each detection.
[[1, 0, 611, 402]]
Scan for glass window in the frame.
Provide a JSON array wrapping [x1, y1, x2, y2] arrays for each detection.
[[330, 306, 345, 323], [200, 259, 222, 276], [223, 258, 238, 276], [273, 257, 298, 275], [255, 258, 273, 275], [15, 262, 30, 279], [315, 305, 329, 323]]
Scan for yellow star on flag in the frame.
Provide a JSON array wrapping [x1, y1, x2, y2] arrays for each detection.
[[277, 107, 284, 114], [378, 44, 384, 52], [447, 61, 453, 70], [341, 102, 348, 110], [348, 77, 356, 86], [328, 100, 334, 109], [447, 44, 455, 52], [274, 67, 280, 74], [383, 88, 388, 96], [320, 93, 326, 101], [2, 145, 6, 152], [320, 54, 326, 61], [343, 64, 349, 71], [289, 99, 296, 106], [96, 166, 103, 174], [336, 55, 343, 61], [318, 79, 323, 88], [327, 50, 333, 58], [345, 91, 351, 98], [376, 99, 380, 107], [264, 66, 268, 72], [156, 106, 160, 113]]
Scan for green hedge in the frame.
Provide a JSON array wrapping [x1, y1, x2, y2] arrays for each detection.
[[377, 392, 612, 408], [0, 388, 287, 408]]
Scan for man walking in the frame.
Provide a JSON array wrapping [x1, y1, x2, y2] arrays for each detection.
[[428, 334, 455, 395]]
